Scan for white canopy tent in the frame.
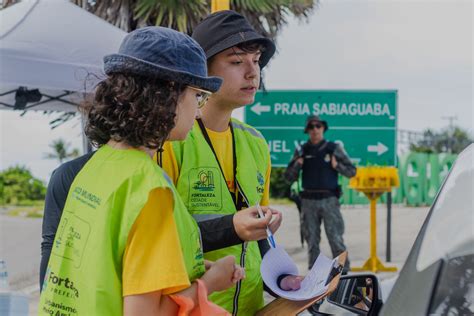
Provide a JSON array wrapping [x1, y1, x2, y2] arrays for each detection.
[[0, 0, 126, 112]]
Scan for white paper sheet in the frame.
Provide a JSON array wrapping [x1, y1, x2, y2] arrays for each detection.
[[260, 245, 338, 300]]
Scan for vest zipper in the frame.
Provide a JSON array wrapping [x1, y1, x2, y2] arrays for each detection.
[[232, 241, 248, 316]]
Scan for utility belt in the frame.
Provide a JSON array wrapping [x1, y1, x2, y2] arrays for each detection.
[[300, 186, 342, 200]]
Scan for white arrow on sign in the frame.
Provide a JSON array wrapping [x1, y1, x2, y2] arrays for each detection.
[[367, 142, 388, 156], [251, 102, 271, 115]]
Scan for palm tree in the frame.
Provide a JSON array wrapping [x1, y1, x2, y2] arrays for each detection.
[[3, 0, 316, 40], [70, 0, 317, 39], [44, 139, 80, 164]]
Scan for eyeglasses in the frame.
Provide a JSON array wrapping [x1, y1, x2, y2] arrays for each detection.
[[307, 123, 323, 130], [188, 86, 212, 109]]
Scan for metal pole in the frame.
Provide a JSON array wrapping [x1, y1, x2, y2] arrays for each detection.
[[81, 115, 92, 154], [211, 0, 230, 12], [370, 197, 377, 270], [386, 192, 392, 262]]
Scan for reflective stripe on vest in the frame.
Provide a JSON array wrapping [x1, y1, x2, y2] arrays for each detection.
[[172, 119, 268, 316]]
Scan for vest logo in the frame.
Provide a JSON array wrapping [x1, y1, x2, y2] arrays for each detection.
[[257, 171, 265, 186], [189, 167, 221, 210], [44, 269, 79, 298], [193, 170, 215, 191], [256, 171, 265, 194], [324, 154, 331, 163]]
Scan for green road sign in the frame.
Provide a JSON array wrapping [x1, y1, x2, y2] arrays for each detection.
[[244, 90, 398, 166]]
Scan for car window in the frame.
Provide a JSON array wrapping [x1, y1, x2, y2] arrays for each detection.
[[416, 145, 474, 271], [429, 254, 474, 315]]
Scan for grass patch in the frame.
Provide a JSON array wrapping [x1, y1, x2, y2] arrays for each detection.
[[16, 199, 45, 207], [5, 203, 44, 218]]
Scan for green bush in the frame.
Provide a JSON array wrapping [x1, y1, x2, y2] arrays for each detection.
[[270, 167, 292, 199], [8, 205, 44, 218], [0, 166, 46, 205]]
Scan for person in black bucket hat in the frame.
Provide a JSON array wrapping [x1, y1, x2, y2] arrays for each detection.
[[38, 26, 248, 316], [192, 10, 276, 69], [160, 11, 303, 316]]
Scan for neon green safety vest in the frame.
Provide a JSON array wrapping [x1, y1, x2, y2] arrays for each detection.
[[38, 145, 205, 316], [171, 119, 269, 316]]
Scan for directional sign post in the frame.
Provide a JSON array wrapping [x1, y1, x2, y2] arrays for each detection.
[[244, 90, 398, 166]]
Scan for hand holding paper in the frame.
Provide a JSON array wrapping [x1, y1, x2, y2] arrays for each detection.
[[261, 246, 341, 301]]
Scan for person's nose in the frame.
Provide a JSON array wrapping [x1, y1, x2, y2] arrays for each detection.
[[244, 60, 259, 80]]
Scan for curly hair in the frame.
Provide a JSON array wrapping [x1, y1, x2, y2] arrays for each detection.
[[82, 74, 186, 149]]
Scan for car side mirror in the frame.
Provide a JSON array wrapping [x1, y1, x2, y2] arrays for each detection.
[[326, 274, 382, 315]]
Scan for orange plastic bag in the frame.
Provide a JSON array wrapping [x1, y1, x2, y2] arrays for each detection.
[[170, 280, 229, 316]]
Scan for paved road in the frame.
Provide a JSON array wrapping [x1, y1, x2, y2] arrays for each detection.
[[0, 215, 42, 290], [272, 203, 429, 273], [0, 203, 430, 315]]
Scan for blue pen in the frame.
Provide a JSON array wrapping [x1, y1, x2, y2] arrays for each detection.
[[256, 203, 276, 248]]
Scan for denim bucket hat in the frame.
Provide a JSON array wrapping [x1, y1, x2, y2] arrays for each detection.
[[192, 10, 276, 68], [104, 26, 222, 92]]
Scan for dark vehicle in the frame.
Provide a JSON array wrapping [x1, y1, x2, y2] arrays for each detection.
[[316, 144, 474, 315]]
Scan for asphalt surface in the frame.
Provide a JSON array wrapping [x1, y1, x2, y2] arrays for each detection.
[[0, 214, 42, 290], [0, 203, 430, 315]]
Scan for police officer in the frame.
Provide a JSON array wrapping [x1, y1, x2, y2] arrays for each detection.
[[286, 115, 356, 271]]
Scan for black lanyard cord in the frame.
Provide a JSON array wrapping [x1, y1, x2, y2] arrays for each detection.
[[156, 144, 164, 167], [196, 118, 249, 210]]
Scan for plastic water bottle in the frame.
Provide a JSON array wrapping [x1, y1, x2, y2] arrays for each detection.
[[0, 260, 9, 292]]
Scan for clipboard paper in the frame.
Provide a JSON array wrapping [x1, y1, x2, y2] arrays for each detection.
[[257, 251, 347, 316]]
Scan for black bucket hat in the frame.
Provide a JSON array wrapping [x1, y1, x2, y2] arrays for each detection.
[[192, 10, 276, 68], [304, 115, 328, 133], [104, 26, 222, 92]]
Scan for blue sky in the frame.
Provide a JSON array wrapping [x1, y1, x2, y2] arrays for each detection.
[[1, 0, 472, 182]]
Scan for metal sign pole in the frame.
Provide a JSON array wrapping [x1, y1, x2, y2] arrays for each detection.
[[81, 115, 93, 154], [386, 192, 392, 262], [211, 0, 229, 12]]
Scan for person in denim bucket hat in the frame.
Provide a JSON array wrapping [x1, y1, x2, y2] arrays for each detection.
[[160, 11, 303, 316], [104, 26, 222, 93], [38, 26, 245, 316]]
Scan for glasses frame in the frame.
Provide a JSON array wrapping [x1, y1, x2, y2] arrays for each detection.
[[188, 86, 212, 109], [307, 123, 323, 130]]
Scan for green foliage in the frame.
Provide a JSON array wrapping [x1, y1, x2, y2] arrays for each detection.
[[8, 205, 44, 218], [232, 0, 316, 39], [72, 0, 316, 39], [44, 138, 80, 164], [270, 167, 292, 198], [410, 126, 472, 154], [134, 0, 209, 34], [0, 166, 46, 205], [132, 0, 315, 37]]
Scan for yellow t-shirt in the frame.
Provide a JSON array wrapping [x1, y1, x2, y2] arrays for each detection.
[[122, 188, 190, 296], [160, 126, 271, 206]]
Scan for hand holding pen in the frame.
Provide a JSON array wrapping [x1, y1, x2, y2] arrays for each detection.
[[232, 205, 282, 241], [256, 203, 278, 248]]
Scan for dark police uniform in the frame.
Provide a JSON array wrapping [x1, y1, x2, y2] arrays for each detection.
[[287, 139, 356, 270]]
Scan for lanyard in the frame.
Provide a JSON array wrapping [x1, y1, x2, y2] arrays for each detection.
[[196, 118, 250, 210]]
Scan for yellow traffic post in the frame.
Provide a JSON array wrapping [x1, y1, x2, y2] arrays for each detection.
[[211, 0, 230, 13], [350, 166, 399, 273]]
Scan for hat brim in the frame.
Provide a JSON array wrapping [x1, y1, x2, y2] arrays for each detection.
[[205, 31, 276, 69], [103, 54, 223, 93]]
